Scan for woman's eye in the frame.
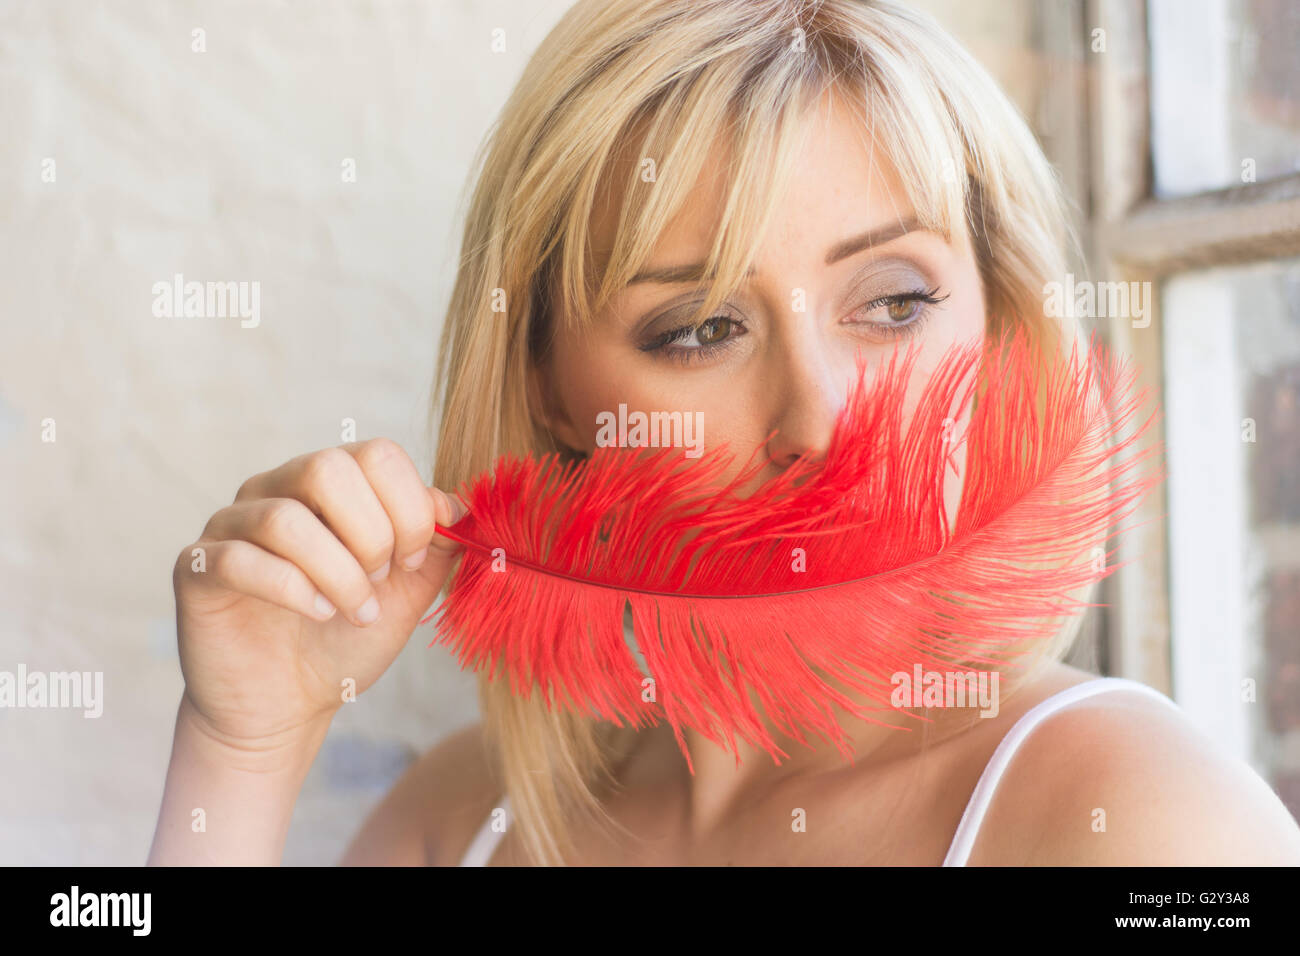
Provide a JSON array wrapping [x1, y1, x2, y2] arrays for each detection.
[[641, 287, 947, 365], [694, 316, 734, 345], [852, 287, 949, 336], [885, 298, 923, 323], [643, 315, 743, 359]]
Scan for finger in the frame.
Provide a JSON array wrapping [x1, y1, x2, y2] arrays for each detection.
[[187, 538, 339, 623], [429, 487, 468, 556], [343, 439, 439, 574], [247, 447, 397, 583], [205, 498, 382, 627]]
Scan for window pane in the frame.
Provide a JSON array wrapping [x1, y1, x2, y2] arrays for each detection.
[[1150, 0, 1300, 197], [1162, 256, 1300, 822]]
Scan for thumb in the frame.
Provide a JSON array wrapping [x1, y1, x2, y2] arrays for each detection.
[[429, 487, 469, 556], [400, 488, 469, 601]]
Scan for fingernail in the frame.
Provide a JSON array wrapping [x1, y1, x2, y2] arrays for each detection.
[[313, 593, 336, 619], [368, 560, 390, 582], [355, 596, 381, 625], [440, 490, 465, 524], [401, 549, 427, 571]]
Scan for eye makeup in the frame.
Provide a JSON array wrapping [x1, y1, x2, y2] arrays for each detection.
[[634, 255, 950, 367]]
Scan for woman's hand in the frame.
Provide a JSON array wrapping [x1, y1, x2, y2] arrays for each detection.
[[172, 438, 465, 752]]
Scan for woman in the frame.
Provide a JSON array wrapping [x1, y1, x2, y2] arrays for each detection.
[[148, 0, 1300, 866]]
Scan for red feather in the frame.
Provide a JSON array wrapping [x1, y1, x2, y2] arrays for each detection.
[[421, 325, 1164, 772]]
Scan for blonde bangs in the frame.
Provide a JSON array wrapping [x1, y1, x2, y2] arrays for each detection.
[[549, 25, 979, 342]]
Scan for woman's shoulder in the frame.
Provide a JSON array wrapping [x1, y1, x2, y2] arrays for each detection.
[[419, 721, 505, 866], [965, 667, 1300, 865], [339, 721, 500, 866]]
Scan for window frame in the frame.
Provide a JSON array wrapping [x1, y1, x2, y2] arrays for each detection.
[[1040, 0, 1300, 734]]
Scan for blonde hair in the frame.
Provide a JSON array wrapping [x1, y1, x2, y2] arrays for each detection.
[[431, 0, 1090, 865]]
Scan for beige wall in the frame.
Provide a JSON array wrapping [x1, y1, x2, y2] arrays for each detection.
[[0, 0, 1047, 864]]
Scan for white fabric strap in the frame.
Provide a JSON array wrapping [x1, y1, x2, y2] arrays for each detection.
[[458, 795, 512, 867], [940, 676, 1178, 866]]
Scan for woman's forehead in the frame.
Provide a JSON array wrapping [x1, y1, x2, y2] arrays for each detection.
[[560, 83, 968, 334], [587, 96, 924, 271]]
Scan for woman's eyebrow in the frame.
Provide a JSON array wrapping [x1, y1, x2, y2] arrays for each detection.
[[627, 215, 924, 285]]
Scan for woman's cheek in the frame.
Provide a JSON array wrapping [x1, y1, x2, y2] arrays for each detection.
[[942, 401, 972, 533]]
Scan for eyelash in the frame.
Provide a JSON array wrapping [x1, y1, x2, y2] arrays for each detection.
[[641, 286, 950, 367]]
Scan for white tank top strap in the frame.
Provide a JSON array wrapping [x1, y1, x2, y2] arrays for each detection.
[[458, 795, 512, 867], [940, 676, 1179, 866]]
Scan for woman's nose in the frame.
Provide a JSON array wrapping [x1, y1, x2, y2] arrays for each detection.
[[761, 338, 848, 469]]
